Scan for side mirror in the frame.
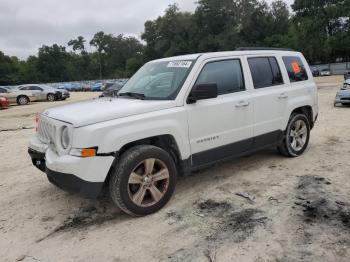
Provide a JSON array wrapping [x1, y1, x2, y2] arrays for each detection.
[[187, 83, 218, 104]]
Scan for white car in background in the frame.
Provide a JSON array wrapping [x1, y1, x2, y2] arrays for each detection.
[[18, 84, 70, 101], [0, 86, 37, 105], [320, 69, 331, 76]]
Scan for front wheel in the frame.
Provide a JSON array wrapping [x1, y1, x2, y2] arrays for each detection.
[[17, 95, 29, 105], [47, 93, 55, 102], [109, 145, 177, 216], [277, 114, 310, 157]]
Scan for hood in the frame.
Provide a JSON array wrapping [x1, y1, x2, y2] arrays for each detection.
[[42, 97, 177, 127]]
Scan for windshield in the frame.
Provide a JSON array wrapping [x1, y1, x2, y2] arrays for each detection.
[[118, 60, 194, 100]]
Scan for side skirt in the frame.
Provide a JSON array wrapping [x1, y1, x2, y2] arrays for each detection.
[[183, 130, 283, 173]]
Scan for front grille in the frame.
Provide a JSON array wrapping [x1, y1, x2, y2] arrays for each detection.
[[340, 97, 350, 101], [37, 116, 57, 145]]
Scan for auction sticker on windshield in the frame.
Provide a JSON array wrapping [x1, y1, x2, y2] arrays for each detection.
[[167, 61, 192, 68]]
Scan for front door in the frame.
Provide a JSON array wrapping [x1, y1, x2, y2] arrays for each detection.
[[186, 58, 254, 167]]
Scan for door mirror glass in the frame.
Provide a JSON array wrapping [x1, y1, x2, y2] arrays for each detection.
[[187, 83, 218, 103]]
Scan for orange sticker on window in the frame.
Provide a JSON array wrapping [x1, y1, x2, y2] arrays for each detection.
[[291, 61, 301, 74]]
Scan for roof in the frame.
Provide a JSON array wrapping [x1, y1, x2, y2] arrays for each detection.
[[150, 49, 302, 63]]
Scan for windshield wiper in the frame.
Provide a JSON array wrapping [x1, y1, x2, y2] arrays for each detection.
[[118, 92, 146, 100]]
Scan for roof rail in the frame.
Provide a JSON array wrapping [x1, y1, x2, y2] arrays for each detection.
[[235, 47, 294, 51]]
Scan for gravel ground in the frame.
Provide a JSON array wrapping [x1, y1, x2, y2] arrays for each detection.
[[1, 76, 350, 262]]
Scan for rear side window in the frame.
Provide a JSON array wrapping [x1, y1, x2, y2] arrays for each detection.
[[31, 86, 43, 91], [248, 57, 283, 89], [0, 88, 7, 93], [195, 59, 245, 95], [282, 56, 308, 82]]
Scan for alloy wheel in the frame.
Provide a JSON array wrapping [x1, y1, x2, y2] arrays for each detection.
[[289, 119, 307, 151], [127, 158, 170, 207]]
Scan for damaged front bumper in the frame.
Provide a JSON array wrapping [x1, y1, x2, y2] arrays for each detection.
[[28, 135, 114, 198]]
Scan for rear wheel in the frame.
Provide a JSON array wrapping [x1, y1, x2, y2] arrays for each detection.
[[277, 113, 310, 157], [17, 95, 29, 105], [47, 93, 55, 102], [109, 145, 177, 216]]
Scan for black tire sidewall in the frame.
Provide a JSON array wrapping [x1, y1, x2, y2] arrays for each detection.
[[285, 114, 310, 157], [110, 145, 177, 216]]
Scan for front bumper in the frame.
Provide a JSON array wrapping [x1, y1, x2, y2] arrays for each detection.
[[28, 135, 114, 198], [335, 98, 350, 104]]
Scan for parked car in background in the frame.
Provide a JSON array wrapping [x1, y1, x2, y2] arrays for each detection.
[[344, 71, 350, 80], [18, 84, 70, 101], [0, 87, 37, 105], [320, 68, 331, 76], [91, 82, 103, 91], [0, 96, 9, 109], [100, 82, 124, 97], [311, 67, 320, 77], [335, 89, 350, 106], [82, 84, 91, 92], [343, 79, 350, 89]]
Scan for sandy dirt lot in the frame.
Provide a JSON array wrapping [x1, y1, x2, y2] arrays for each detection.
[[1, 76, 350, 262]]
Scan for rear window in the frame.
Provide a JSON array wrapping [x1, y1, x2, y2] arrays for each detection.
[[248, 57, 284, 89], [282, 56, 308, 82]]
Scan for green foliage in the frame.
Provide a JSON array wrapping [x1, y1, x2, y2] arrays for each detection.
[[0, 0, 349, 85]]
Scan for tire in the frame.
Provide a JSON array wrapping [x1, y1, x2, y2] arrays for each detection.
[[47, 93, 55, 102], [277, 113, 310, 157], [17, 95, 29, 105], [109, 145, 177, 216]]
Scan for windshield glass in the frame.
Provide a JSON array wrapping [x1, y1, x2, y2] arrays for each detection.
[[118, 60, 194, 100]]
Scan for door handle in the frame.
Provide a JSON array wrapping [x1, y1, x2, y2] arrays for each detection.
[[278, 93, 288, 99], [235, 101, 250, 108]]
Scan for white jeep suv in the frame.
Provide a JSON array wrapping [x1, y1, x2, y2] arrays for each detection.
[[28, 48, 318, 216]]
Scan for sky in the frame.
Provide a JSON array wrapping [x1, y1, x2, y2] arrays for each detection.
[[0, 0, 293, 59]]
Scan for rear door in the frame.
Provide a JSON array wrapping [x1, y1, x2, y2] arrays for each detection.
[[186, 57, 254, 166], [247, 56, 288, 148]]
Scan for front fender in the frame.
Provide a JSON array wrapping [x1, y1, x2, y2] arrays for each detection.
[[72, 107, 191, 160]]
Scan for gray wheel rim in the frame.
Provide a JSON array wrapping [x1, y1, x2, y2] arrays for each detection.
[[127, 158, 169, 207], [48, 94, 55, 101], [290, 119, 307, 151], [19, 97, 27, 104]]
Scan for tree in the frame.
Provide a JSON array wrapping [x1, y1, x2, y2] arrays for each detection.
[[90, 31, 112, 79], [37, 44, 69, 82], [68, 36, 86, 54]]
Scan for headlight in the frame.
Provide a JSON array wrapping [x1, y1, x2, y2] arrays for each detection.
[[61, 126, 70, 149]]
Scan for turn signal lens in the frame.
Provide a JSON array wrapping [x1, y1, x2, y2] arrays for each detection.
[[81, 148, 96, 157]]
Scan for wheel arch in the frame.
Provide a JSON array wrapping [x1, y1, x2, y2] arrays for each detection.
[[17, 95, 30, 104], [104, 134, 184, 186], [291, 106, 313, 128], [118, 134, 182, 167], [284, 105, 314, 131]]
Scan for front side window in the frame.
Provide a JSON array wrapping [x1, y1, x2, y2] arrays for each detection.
[[195, 59, 245, 95], [282, 56, 308, 82], [248, 57, 284, 89], [118, 60, 194, 100]]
